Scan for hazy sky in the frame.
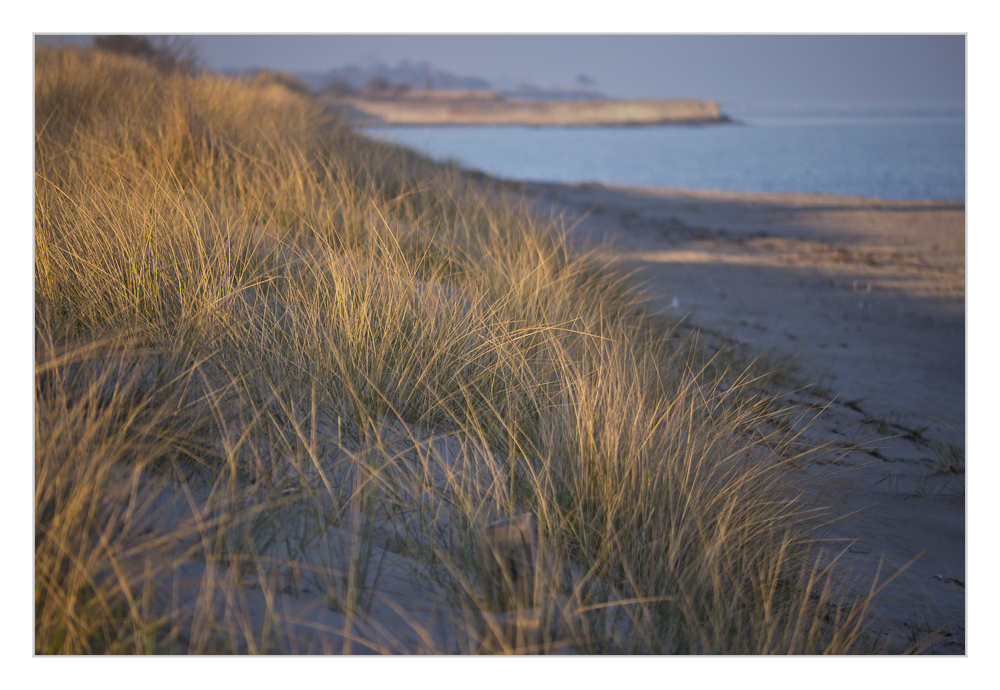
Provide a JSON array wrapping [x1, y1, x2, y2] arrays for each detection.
[[36, 34, 965, 109]]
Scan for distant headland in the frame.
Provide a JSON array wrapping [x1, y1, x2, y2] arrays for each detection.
[[229, 61, 731, 127], [324, 89, 729, 127]]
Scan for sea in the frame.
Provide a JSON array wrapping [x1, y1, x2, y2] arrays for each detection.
[[364, 106, 965, 202]]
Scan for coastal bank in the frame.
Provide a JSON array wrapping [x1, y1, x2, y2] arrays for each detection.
[[326, 89, 726, 127]]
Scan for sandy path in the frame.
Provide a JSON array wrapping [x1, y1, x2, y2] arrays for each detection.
[[522, 181, 966, 653]]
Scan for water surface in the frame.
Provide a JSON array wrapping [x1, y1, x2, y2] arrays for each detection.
[[365, 107, 965, 201]]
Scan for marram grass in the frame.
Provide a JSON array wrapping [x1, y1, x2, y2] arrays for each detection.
[[35, 46, 889, 654]]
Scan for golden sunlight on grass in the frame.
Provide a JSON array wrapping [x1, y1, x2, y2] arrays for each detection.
[[35, 45, 888, 654]]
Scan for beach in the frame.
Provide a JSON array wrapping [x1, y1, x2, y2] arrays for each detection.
[[523, 181, 966, 652]]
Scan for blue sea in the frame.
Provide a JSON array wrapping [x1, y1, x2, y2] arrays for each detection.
[[365, 106, 965, 202]]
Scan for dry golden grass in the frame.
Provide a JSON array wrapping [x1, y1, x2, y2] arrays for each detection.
[[35, 45, 889, 654]]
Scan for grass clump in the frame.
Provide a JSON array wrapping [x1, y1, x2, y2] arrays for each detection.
[[35, 45, 883, 654]]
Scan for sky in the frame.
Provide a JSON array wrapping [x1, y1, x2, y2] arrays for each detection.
[[35, 34, 965, 110]]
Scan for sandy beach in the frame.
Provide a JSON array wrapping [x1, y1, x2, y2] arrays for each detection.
[[522, 181, 966, 652]]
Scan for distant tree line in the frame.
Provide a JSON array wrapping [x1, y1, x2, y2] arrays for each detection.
[[311, 60, 491, 96], [324, 76, 414, 99]]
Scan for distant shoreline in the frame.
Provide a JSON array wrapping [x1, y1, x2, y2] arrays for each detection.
[[359, 117, 738, 130], [326, 89, 729, 127]]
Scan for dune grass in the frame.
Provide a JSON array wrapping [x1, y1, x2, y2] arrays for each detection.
[[35, 46, 886, 654]]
